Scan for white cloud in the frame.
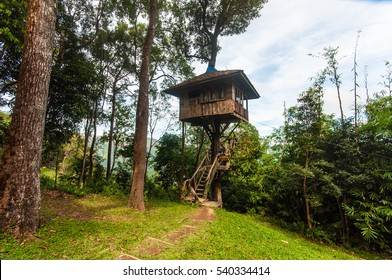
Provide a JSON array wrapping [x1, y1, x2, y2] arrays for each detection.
[[191, 0, 392, 136]]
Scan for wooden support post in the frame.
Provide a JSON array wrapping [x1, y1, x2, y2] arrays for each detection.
[[180, 121, 186, 202], [210, 120, 221, 160], [213, 173, 223, 204], [201, 119, 232, 203]]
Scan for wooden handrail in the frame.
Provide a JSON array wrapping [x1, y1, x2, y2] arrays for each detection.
[[189, 153, 208, 183], [203, 154, 219, 197]]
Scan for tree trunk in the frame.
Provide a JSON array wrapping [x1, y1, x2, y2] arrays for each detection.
[[303, 145, 312, 229], [111, 140, 118, 177], [88, 99, 98, 181], [211, 120, 222, 203], [336, 197, 349, 243], [213, 173, 223, 204], [54, 148, 60, 188], [128, 0, 157, 211], [79, 116, 91, 187], [0, 0, 57, 240], [209, 34, 218, 69], [106, 88, 117, 179], [333, 68, 344, 128]]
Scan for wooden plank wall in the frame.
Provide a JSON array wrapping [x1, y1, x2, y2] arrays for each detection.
[[179, 82, 248, 121]]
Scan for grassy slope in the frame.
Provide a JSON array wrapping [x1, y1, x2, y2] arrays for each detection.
[[160, 210, 370, 260], [0, 195, 199, 259], [0, 194, 378, 260]]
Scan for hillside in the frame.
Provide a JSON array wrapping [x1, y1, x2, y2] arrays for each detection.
[[0, 191, 379, 260]]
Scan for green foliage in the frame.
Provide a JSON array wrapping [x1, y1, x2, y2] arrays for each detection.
[[153, 133, 183, 188], [223, 123, 266, 213], [0, 0, 26, 48], [0, 112, 10, 157], [112, 160, 133, 193], [0, 0, 27, 103], [365, 95, 392, 140], [40, 167, 56, 190], [256, 63, 392, 254], [177, 0, 267, 65], [152, 132, 197, 199]]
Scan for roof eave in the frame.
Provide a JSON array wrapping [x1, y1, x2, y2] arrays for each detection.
[[163, 70, 260, 99]]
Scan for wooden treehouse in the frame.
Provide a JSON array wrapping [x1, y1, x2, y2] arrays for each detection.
[[164, 69, 259, 207]]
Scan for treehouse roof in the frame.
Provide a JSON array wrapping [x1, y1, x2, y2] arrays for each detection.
[[164, 70, 260, 99]]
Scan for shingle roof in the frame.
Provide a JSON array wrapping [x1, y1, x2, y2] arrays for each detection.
[[163, 70, 260, 99]]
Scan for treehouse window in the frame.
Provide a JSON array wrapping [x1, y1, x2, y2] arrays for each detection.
[[198, 86, 226, 103], [235, 86, 244, 106], [202, 90, 209, 102], [211, 89, 216, 101], [218, 86, 225, 99]]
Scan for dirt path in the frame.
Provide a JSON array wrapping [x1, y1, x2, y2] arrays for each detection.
[[118, 206, 215, 260]]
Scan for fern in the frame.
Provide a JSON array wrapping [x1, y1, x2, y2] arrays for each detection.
[[360, 226, 379, 241], [343, 204, 356, 216]]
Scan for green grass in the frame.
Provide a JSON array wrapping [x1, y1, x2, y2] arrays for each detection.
[[0, 195, 198, 260], [159, 210, 374, 260], [0, 194, 380, 260]]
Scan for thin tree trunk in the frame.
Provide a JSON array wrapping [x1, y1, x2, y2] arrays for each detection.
[[107, 88, 117, 179], [54, 148, 59, 188], [332, 67, 344, 128], [88, 99, 99, 181], [110, 140, 118, 176], [336, 197, 349, 243], [146, 109, 156, 175], [128, 0, 158, 211], [353, 31, 360, 129], [364, 66, 370, 104], [79, 115, 91, 186], [303, 145, 312, 229], [343, 194, 350, 243], [0, 0, 57, 239]]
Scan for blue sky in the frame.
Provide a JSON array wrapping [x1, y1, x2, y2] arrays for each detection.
[[192, 0, 392, 136]]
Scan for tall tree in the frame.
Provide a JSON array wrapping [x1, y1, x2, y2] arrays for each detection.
[[104, 22, 137, 179], [128, 0, 158, 211], [0, 0, 57, 239], [322, 47, 345, 128], [43, 0, 98, 172], [352, 30, 361, 129], [180, 0, 267, 69], [285, 85, 325, 229]]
